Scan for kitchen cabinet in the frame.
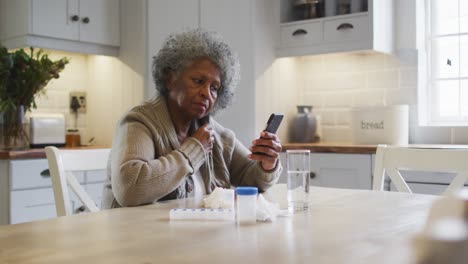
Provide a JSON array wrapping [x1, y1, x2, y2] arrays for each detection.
[[278, 152, 372, 190], [276, 0, 394, 57], [0, 0, 119, 56], [0, 159, 106, 225]]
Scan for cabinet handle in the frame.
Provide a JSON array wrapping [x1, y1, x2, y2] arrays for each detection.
[[70, 15, 79, 22], [82, 17, 90, 24], [75, 205, 86, 214], [336, 23, 354, 30], [292, 29, 308, 36], [310, 172, 316, 179], [40, 169, 50, 178]]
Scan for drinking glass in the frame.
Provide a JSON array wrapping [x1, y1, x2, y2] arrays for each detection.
[[286, 149, 310, 212]]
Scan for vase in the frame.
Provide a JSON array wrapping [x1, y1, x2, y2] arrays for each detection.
[[0, 105, 29, 150], [290, 105, 318, 143]]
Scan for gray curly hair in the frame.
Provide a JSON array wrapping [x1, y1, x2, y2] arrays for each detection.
[[152, 28, 240, 113]]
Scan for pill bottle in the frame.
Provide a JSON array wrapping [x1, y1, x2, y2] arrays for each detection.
[[235, 187, 258, 225]]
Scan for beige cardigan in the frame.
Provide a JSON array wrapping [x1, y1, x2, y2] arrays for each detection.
[[102, 97, 281, 209]]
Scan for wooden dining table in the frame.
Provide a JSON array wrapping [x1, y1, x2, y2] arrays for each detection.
[[0, 185, 437, 264]]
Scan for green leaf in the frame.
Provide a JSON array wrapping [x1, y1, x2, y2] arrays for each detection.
[[0, 44, 69, 112]]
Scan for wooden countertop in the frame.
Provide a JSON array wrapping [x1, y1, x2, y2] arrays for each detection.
[[282, 142, 468, 154], [0, 146, 110, 160], [282, 142, 378, 154], [3, 143, 466, 159]]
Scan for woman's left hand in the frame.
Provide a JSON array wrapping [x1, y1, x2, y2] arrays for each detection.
[[248, 131, 282, 171]]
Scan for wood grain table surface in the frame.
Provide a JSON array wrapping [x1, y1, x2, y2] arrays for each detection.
[[0, 185, 438, 264]]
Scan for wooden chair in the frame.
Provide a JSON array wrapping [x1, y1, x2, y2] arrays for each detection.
[[373, 144, 468, 195], [45, 146, 111, 217]]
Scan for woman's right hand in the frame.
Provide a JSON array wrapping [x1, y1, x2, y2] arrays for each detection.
[[192, 123, 215, 153]]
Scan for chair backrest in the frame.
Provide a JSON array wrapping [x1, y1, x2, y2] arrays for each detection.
[[373, 144, 468, 195], [45, 146, 111, 217]]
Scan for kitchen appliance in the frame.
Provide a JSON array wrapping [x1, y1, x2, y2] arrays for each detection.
[[29, 113, 66, 148]]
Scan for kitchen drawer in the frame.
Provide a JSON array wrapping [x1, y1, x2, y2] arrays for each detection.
[[280, 21, 322, 47], [10, 188, 57, 224], [10, 159, 51, 190], [10, 159, 84, 190], [323, 15, 369, 43]]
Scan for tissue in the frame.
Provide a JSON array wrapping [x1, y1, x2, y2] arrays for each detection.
[[256, 194, 282, 222], [203, 187, 234, 209]]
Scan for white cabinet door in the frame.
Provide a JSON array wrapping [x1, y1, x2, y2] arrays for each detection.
[[310, 153, 372, 189], [0, 0, 119, 53], [144, 0, 263, 145], [10, 188, 57, 224], [146, 0, 199, 98], [279, 152, 372, 190], [79, 0, 120, 46], [10, 159, 51, 189], [200, 0, 256, 145], [31, 0, 79, 40]]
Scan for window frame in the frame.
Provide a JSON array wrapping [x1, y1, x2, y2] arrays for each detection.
[[420, 0, 468, 126]]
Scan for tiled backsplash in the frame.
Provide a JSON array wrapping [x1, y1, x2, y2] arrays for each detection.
[[260, 51, 468, 144], [31, 49, 468, 146], [31, 50, 89, 137], [30, 50, 143, 147], [297, 51, 418, 142]]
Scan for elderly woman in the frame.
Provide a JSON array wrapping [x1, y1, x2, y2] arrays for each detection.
[[102, 29, 282, 208]]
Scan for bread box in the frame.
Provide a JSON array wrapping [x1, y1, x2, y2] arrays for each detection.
[[351, 105, 409, 145]]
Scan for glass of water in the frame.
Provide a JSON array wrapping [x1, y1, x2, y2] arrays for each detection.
[[286, 149, 310, 212]]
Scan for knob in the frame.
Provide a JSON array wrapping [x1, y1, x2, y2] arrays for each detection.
[[75, 205, 86, 214], [40, 169, 50, 177], [310, 172, 316, 179], [82, 17, 90, 24], [70, 15, 79, 22]]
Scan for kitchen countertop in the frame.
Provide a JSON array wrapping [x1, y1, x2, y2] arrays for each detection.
[[282, 142, 468, 154], [1, 143, 377, 159], [282, 142, 377, 154], [0, 146, 110, 160], [3, 143, 466, 159]]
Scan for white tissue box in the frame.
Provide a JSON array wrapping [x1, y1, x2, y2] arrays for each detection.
[[351, 105, 409, 145]]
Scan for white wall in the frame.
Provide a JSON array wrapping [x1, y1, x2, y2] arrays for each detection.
[[32, 50, 90, 139], [33, 50, 144, 147], [87, 55, 143, 147]]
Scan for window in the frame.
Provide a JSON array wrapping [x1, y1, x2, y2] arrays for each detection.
[[422, 0, 468, 126]]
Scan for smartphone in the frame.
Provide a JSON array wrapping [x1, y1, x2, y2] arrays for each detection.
[[253, 113, 283, 155], [263, 113, 284, 134]]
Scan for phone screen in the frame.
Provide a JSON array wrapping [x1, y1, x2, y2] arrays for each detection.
[[264, 113, 283, 134]]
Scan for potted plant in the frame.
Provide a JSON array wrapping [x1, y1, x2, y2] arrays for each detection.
[[0, 45, 69, 150]]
